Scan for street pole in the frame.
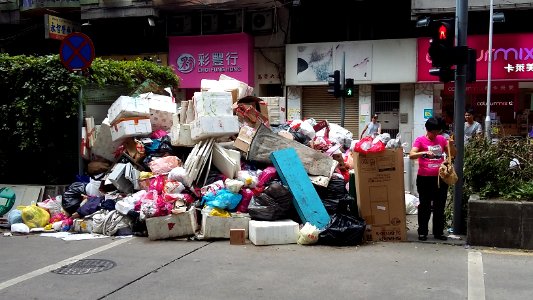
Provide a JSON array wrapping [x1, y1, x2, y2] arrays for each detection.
[[484, 0, 494, 141], [453, 0, 468, 235], [78, 74, 84, 176], [340, 51, 346, 128]]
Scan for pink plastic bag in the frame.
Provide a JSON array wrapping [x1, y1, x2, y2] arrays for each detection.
[[148, 156, 182, 175], [353, 136, 385, 154]]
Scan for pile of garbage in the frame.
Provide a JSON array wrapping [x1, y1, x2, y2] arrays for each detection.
[[4, 75, 403, 246]]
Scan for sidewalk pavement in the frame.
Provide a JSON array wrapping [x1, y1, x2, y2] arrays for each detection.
[[405, 214, 466, 246]]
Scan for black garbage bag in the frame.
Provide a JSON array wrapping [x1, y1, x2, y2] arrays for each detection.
[[315, 176, 357, 216], [318, 213, 366, 246], [62, 182, 88, 215], [248, 182, 293, 221]]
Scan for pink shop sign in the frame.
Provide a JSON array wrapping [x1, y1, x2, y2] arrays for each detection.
[[169, 33, 254, 89], [417, 33, 533, 82]]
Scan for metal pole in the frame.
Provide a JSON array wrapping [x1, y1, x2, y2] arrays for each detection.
[[485, 0, 494, 140], [453, 0, 468, 235], [78, 81, 84, 176], [340, 51, 346, 128]]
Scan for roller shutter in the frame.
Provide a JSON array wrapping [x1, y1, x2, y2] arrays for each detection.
[[301, 86, 359, 135]]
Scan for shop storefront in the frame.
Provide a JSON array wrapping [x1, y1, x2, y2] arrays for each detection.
[[285, 39, 417, 139], [417, 33, 533, 137]]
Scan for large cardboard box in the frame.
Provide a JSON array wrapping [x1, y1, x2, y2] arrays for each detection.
[[353, 149, 406, 242]]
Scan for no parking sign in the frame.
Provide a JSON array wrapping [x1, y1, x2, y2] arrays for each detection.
[[59, 32, 95, 72]]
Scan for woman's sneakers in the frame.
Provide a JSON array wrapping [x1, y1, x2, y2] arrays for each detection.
[[434, 235, 448, 241], [418, 235, 427, 241]]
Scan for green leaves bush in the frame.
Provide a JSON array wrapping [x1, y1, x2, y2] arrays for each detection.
[[463, 136, 533, 201], [0, 54, 180, 184]]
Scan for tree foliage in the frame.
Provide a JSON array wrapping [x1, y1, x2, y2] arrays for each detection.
[[0, 54, 180, 184]]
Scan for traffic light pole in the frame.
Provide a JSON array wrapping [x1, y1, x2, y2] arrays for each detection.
[[453, 0, 468, 235], [340, 52, 346, 128]]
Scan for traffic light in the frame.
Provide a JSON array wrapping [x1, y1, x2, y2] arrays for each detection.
[[428, 19, 455, 82], [345, 78, 354, 98], [328, 70, 341, 98]]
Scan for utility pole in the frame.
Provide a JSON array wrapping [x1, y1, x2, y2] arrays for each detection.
[[453, 0, 468, 234], [485, 0, 495, 140], [340, 52, 346, 128]]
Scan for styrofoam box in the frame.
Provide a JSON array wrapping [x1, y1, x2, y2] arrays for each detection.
[[108, 96, 150, 124], [193, 91, 233, 118], [249, 219, 300, 246], [149, 100, 177, 131], [110, 118, 152, 141], [198, 212, 250, 240], [190, 115, 239, 141], [145, 208, 198, 241]]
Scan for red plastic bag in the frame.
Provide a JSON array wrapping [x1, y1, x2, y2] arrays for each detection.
[[353, 136, 385, 154]]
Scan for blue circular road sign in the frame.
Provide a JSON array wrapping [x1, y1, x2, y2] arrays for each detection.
[[59, 32, 95, 72]]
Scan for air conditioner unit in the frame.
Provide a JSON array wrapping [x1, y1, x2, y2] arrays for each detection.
[[221, 11, 242, 33], [201, 13, 218, 34], [169, 15, 192, 35], [251, 10, 275, 33]]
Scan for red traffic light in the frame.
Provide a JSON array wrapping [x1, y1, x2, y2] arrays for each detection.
[[438, 25, 448, 40]]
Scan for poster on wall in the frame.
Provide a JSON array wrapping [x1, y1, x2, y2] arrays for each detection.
[[334, 42, 373, 81], [296, 44, 333, 82]]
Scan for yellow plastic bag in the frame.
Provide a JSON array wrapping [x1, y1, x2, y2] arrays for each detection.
[[18, 203, 50, 229]]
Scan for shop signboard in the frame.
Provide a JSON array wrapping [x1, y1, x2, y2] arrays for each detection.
[[44, 14, 80, 40], [417, 33, 533, 82], [168, 33, 254, 89]]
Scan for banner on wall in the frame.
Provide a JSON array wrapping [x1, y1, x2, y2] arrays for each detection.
[[417, 33, 533, 82], [168, 33, 254, 89]]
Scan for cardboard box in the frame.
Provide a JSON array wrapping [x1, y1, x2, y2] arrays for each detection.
[[145, 208, 198, 241], [233, 126, 256, 153], [353, 149, 406, 242], [92, 118, 122, 162], [230, 229, 246, 245]]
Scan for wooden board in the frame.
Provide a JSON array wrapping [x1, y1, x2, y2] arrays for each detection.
[[270, 148, 330, 229]]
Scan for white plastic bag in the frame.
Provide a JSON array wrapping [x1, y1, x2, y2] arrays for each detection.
[[297, 222, 320, 245]]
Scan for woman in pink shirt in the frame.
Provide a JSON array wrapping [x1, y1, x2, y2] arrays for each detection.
[[409, 117, 453, 241]]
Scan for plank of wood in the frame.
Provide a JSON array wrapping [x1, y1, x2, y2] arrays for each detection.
[[270, 148, 330, 229]]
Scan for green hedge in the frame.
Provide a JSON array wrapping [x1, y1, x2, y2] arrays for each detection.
[[0, 54, 180, 184]]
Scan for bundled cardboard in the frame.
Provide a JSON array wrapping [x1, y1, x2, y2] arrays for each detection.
[[193, 91, 233, 118]]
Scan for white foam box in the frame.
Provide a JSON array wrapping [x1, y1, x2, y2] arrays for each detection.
[[170, 114, 195, 147], [190, 115, 239, 141], [248, 219, 300, 246], [92, 118, 122, 162], [110, 117, 152, 141], [198, 211, 250, 240], [146, 208, 198, 241], [193, 91, 233, 118], [149, 100, 176, 131], [108, 96, 150, 124]]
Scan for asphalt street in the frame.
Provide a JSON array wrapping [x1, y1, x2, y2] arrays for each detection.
[[1, 215, 532, 300]]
